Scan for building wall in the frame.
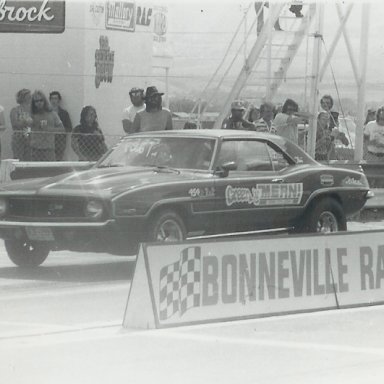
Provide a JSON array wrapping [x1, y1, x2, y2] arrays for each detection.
[[0, 0, 155, 159]]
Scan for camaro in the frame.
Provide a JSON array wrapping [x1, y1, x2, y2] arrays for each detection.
[[0, 130, 372, 267]]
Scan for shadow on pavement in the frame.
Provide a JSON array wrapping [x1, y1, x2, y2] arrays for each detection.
[[0, 260, 135, 283]]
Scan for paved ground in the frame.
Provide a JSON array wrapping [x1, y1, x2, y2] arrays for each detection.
[[1, 220, 384, 384]]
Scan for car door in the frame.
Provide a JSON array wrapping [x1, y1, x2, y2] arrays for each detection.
[[212, 138, 304, 234]]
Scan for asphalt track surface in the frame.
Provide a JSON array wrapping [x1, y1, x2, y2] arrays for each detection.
[[1, 220, 384, 384]]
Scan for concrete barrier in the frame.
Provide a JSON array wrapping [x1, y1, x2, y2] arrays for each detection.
[[123, 230, 384, 329]]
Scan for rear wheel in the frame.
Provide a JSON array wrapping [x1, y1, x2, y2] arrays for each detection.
[[147, 210, 187, 242], [299, 198, 347, 233], [5, 239, 50, 267]]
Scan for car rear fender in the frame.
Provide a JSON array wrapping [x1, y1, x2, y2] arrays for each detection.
[[303, 190, 343, 212]]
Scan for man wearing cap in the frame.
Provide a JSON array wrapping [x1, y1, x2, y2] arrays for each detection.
[[131, 86, 173, 133], [122, 87, 145, 134], [221, 100, 255, 130]]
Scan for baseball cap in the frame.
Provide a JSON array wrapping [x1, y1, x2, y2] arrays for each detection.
[[231, 100, 246, 110]]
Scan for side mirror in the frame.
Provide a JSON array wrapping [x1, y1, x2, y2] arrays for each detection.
[[214, 161, 237, 177]]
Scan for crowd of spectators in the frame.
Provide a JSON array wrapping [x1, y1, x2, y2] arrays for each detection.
[[1, 85, 383, 164]]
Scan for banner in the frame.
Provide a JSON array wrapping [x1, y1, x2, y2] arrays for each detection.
[[124, 230, 384, 328]]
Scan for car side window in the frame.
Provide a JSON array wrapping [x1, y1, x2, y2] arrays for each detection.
[[266, 144, 290, 171], [216, 140, 273, 172]]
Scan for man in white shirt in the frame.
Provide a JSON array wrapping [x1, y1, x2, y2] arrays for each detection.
[[122, 87, 145, 134]]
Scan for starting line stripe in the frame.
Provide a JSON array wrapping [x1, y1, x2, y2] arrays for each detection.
[[0, 282, 130, 301]]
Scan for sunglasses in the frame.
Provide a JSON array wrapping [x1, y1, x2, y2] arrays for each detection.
[[34, 99, 44, 103]]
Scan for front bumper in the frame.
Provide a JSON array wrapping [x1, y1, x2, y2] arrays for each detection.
[[0, 218, 145, 255]]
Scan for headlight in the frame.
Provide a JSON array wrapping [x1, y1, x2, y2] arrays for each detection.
[[0, 198, 7, 217], [85, 200, 103, 219]]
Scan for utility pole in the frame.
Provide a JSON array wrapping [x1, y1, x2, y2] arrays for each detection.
[[307, 3, 323, 159], [354, 4, 370, 161]]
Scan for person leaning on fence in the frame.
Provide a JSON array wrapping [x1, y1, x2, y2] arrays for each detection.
[[273, 98, 309, 144], [221, 100, 255, 130], [319, 94, 339, 130], [49, 91, 73, 161], [364, 107, 384, 161], [254, 101, 276, 133], [30, 90, 64, 162], [71, 106, 107, 161], [9, 88, 33, 161], [131, 86, 173, 133], [122, 87, 145, 134]]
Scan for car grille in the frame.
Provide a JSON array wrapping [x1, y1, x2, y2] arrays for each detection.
[[6, 197, 87, 221]]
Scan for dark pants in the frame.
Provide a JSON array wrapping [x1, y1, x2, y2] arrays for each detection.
[[30, 148, 56, 161]]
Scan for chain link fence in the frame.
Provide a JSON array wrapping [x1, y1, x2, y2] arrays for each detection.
[[10, 131, 124, 162]]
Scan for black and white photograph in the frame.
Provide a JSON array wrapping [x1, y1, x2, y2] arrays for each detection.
[[1, 0, 384, 383]]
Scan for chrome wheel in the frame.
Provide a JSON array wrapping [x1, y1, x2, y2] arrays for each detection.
[[155, 218, 184, 241], [316, 211, 339, 233]]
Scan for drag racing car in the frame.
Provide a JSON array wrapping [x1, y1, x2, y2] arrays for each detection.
[[0, 129, 372, 267]]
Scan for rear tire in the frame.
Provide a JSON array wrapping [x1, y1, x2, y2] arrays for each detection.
[[147, 210, 187, 242], [5, 239, 50, 267], [298, 198, 347, 233]]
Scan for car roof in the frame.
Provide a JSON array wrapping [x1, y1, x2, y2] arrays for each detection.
[[128, 129, 278, 140]]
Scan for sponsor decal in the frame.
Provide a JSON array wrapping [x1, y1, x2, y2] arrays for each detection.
[[152, 5, 167, 42], [225, 183, 303, 207], [95, 35, 115, 89], [136, 5, 151, 26], [342, 176, 363, 186], [105, 1, 135, 32], [188, 187, 215, 198], [89, 2, 105, 26], [320, 174, 334, 186], [0, 0, 65, 33]]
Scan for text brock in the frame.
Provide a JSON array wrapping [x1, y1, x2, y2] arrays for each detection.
[[0, 0, 54, 22], [201, 248, 350, 305]]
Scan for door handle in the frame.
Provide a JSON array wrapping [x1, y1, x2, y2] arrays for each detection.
[[272, 178, 284, 183]]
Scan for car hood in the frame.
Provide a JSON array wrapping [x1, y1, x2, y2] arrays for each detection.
[[0, 166, 211, 198]]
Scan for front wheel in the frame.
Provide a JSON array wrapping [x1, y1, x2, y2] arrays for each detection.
[[5, 239, 50, 267], [299, 198, 347, 233], [147, 210, 187, 242]]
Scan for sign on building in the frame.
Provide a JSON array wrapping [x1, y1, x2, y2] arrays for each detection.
[[0, 0, 65, 33]]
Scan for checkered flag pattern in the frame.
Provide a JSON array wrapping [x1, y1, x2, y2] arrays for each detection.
[[159, 247, 201, 321]]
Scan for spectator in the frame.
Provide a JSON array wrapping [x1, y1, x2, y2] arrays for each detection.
[[131, 86, 173, 133], [9, 88, 33, 160], [364, 107, 384, 161], [320, 94, 339, 130], [122, 87, 145, 134], [72, 106, 107, 161], [273, 98, 309, 144], [255, 2, 283, 34], [247, 106, 260, 123], [315, 112, 348, 161], [49, 91, 73, 161], [364, 108, 376, 126], [30, 90, 64, 161], [254, 101, 276, 133], [0, 104, 5, 158], [221, 100, 255, 130]]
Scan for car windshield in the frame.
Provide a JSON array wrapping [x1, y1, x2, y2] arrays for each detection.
[[98, 136, 216, 170]]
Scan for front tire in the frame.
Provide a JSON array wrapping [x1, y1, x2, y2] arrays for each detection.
[[5, 239, 50, 267], [299, 198, 347, 233], [147, 210, 187, 242]]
